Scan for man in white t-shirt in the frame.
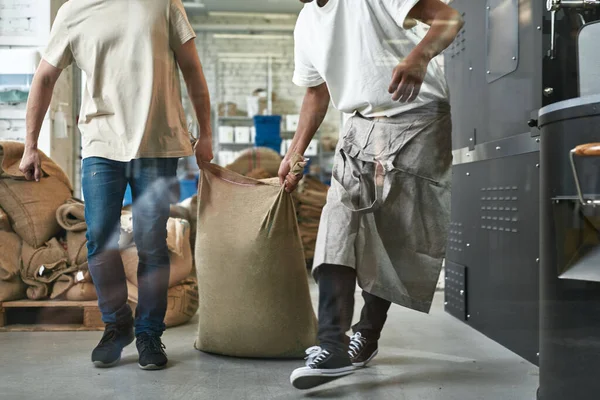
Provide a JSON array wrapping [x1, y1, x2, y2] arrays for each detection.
[[280, 0, 463, 389], [19, 0, 213, 370]]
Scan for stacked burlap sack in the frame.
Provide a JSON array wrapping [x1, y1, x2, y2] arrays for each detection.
[[120, 214, 199, 328], [0, 141, 198, 328], [292, 177, 330, 262], [0, 141, 72, 302], [224, 147, 330, 263]]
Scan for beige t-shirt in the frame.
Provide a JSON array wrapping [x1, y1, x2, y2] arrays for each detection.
[[44, 0, 195, 161]]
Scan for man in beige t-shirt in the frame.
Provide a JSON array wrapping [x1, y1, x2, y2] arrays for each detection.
[[19, 0, 213, 370]]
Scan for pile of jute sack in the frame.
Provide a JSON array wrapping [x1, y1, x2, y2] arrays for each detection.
[[0, 141, 198, 328], [226, 147, 330, 264], [1, 141, 323, 358]]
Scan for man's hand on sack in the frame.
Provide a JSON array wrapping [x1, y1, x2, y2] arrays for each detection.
[[389, 50, 429, 103], [19, 145, 42, 182], [279, 156, 303, 193], [194, 133, 214, 164]]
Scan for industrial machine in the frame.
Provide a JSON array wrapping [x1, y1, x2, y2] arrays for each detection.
[[443, 1, 600, 399]]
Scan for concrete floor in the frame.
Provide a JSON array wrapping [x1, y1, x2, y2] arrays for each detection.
[[0, 285, 538, 400]]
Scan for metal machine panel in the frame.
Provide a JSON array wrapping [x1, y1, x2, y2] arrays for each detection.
[[446, 0, 544, 147], [578, 21, 600, 97], [486, 0, 519, 83], [448, 151, 540, 365], [444, 261, 468, 321]]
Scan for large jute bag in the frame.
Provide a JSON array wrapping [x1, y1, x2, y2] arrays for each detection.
[[0, 142, 72, 248], [194, 159, 318, 358]]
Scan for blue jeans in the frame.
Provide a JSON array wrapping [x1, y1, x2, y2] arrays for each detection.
[[82, 157, 179, 336]]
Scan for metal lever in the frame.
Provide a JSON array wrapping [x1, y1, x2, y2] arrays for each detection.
[[569, 143, 600, 206]]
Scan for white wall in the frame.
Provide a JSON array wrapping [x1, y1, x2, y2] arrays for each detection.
[[186, 14, 341, 137]]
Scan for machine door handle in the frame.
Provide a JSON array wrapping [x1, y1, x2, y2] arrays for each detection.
[[570, 142, 600, 205], [574, 143, 600, 156]]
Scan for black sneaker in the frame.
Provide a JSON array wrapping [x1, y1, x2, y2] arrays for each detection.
[[91, 323, 135, 368], [136, 333, 168, 370], [348, 332, 379, 367], [290, 346, 355, 390]]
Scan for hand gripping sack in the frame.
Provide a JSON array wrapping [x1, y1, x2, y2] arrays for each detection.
[[194, 158, 317, 358]]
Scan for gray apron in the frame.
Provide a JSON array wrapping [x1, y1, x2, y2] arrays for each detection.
[[313, 101, 452, 314]]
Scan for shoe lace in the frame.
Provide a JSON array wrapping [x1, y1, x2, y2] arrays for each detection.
[[305, 346, 330, 367], [138, 334, 166, 354], [99, 327, 119, 345], [348, 332, 367, 358]]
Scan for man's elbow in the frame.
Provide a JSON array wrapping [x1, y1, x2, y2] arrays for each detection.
[[452, 10, 464, 31]]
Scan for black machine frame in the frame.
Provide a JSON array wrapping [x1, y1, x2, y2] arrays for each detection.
[[443, 0, 600, 367]]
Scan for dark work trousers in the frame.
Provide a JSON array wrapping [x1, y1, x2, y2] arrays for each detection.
[[316, 264, 392, 352]]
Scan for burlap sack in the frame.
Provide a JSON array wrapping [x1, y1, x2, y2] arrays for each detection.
[[0, 207, 11, 232], [170, 204, 190, 221], [0, 142, 72, 248], [194, 158, 318, 358], [225, 147, 282, 177], [66, 230, 88, 268], [121, 218, 192, 287], [56, 198, 86, 232], [0, 231, 22, 281], [21, 238, 77, 300], [127, 278, 199, 328], [51, 273, 97, 301], [0, 277, 27, 302], [178, 196, 197, 261], [50, 274, 76, 299], [63, 282, 97, 301]]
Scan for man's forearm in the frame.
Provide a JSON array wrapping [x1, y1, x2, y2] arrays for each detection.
[[185, 69, 212, 138], [25, 73, 56, 150], [409, 7, 464, 62], [286, 83, 330, 158]]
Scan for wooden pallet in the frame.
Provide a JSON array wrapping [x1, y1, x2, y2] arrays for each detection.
[[0, 300, 104, 332]]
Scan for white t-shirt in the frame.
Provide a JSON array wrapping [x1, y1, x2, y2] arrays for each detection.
[[293, 0, 449, 117], [44, 0, 195, 161]]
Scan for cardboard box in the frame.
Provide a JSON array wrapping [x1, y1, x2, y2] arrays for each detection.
[[218, 126, 235, 144], [305, 139, 318, 157], [234, 126, 252, 144], [285, 115, 300, 132]]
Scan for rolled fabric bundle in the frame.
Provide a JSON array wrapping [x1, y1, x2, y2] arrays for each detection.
[[56, 198, 86, 232], [51, 272, 97, 301], [0, 207, 11, 232], [128, 278, 198, 328], [0, 277, 27, 302], [0, 231, 22, 281], [121, 219, 192, 287], [62, 282, 97, 301], [20, 238, 77, 300], [50, 273, 76, 299], [66, 230, 88, 268]]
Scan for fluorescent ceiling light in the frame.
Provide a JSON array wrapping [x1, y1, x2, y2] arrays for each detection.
[[208, 11, 296, 20], [217, 52, 285, 58], [183, 2, 205, 10], [213, 34, 292, 40]]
